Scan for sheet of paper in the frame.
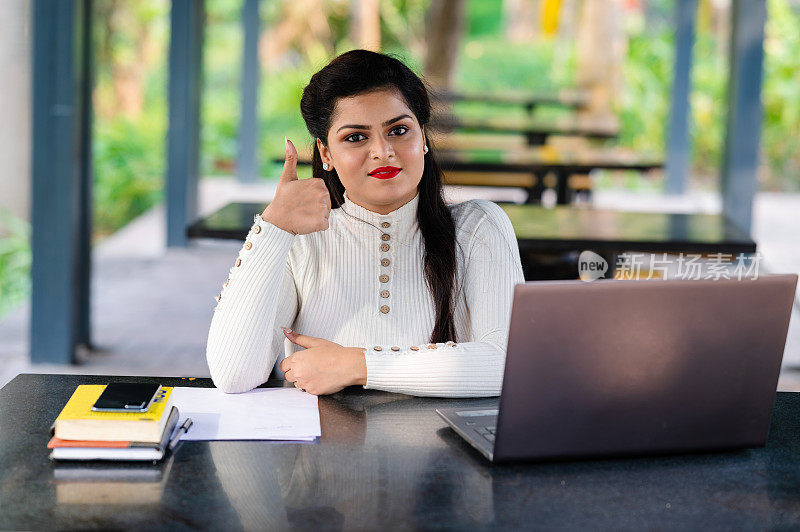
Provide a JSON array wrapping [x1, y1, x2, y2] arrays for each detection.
[[170, 387, 321, 441]]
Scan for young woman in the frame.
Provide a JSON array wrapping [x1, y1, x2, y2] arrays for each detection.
[[205, 49, 524, 397]]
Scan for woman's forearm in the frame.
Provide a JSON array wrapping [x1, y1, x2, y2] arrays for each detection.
[[206, 216, 297, 393], [361, 340, 506, 397]]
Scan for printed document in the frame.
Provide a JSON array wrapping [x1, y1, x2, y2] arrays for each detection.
[[170, 387, 321, 441]]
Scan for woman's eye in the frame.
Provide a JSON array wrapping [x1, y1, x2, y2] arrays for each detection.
[[344, 126, 408, 143]]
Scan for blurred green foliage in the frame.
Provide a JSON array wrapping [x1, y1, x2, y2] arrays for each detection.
[[0, 209, 31, 317], [92, 113, 166, 242], [761, 0, 800, 191], [3, 0, 800, 319]]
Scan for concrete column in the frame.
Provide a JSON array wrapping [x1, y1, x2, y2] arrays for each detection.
[[166, 0, 204, 247], [665, 0, 697, 195], [720, 0, 767, 234], [0, 0, 32, 224]]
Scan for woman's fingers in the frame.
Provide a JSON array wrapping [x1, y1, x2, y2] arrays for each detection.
[[281, 327, 327, 349], [279, 353, 293, 373], [278, 137, 299, 185]]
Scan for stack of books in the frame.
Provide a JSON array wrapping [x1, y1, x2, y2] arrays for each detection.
[[47, 385, 179, 462]]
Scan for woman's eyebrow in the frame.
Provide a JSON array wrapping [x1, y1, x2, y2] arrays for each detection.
[[336, 114, 412, 133]]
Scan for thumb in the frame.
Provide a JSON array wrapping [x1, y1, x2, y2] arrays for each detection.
[[278, 136, 298, 185], [281, 327, 326, 349]]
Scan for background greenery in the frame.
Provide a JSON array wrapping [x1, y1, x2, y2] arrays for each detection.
[[1, 0, 799, 318]]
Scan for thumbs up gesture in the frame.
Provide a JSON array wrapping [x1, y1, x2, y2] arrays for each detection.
[[260, 137, 332, 235]]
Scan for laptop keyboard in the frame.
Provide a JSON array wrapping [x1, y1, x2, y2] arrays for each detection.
[[475, 425, 496, 443]]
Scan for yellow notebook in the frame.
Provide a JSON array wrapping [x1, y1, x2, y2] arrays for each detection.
[[54, 385, 174, 443]]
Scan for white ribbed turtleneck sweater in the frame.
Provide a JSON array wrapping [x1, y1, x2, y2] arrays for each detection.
[[205, 190, 525, 397]]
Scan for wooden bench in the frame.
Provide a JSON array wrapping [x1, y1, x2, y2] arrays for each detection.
[[428, 113, 620, 146], [430, 88, 590, 114]]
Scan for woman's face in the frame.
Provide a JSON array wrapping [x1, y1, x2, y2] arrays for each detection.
[[317, 88, 426, 215]]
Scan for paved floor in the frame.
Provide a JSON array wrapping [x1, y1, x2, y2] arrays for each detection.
[[1, 178, 798, 390]]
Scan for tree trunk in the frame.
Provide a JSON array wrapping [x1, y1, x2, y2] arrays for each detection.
[[423, 0, 466, 90], [575, 0, 626, 118], [504, 0, 539, 43], [351, 0, 381, 51]]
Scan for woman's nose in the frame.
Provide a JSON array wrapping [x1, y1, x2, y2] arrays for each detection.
[[370, 135, 394, 159]]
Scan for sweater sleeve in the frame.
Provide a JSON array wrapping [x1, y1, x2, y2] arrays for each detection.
[[361, 200, 525, 397], [205, 213, 301, 393]]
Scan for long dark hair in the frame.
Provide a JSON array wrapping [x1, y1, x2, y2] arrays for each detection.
[[299, 49, 457, 343]]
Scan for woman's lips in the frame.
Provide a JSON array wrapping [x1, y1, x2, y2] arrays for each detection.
[[368, 167, 401, 179]]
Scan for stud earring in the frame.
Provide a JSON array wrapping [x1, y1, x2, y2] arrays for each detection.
[[423, 145, 429, 154], [322, 163, 329, 171]]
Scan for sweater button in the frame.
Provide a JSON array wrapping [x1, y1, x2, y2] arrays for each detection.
[[410, 345, 419, 351], [235, 258, 242, 267], [379, 274, 389, 283], [253, 225, 261, 234], [380, 243, 390, 252], [380, 289, 390, 298], [381, 233, 391, 242], [244, 241, 253, 250], [390, 346, 400, 351], [225, 278, 230, 287], [380, 305, 390, 314], [446, 341, 455, 346], [428, 343, 437, 349], [373, 345, 383, 351], [381, 221, 391, 229], [380, 258, 390, 267]]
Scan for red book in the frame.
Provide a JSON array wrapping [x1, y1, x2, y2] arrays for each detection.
[[48, 438, 133, 449]]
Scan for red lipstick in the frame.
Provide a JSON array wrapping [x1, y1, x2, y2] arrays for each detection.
[[368, 166, 401, 179]]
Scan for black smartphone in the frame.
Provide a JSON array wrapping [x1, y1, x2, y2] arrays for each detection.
[[91, 383, 162, 413]]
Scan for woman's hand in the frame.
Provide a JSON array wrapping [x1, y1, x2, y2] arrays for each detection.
[[278, 327, 367, 395], [261, 137, 332, 235]]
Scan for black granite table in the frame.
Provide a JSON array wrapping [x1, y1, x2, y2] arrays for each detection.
[[3, 374, 800, 530], [187, 202, 757, 281], [187, 202, 756, 280]]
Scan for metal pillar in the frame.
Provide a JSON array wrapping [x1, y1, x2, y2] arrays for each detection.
[[665, 0, 697, 195], [166, 0, 204, 247], [237, 0, 260, 183], [30, 0, 93, 364], [720, 0, 767, 234]]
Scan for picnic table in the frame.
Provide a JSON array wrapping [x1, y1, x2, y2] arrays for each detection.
[[429, 113, 619, 146], [277, 146, 663, 205], [187, 202, 756, 281], [436, 147, 663, 204], [430, 88, 590, 113]]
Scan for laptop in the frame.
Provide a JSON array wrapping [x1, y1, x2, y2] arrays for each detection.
[[437, 274, 798, 463]]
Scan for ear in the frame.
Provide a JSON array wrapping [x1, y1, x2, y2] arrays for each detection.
[[316, 138, 333, 170]]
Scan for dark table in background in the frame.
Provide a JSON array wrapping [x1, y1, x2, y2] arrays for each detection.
[[2, 374, 800, 530], [187, 202, 756, 280]]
